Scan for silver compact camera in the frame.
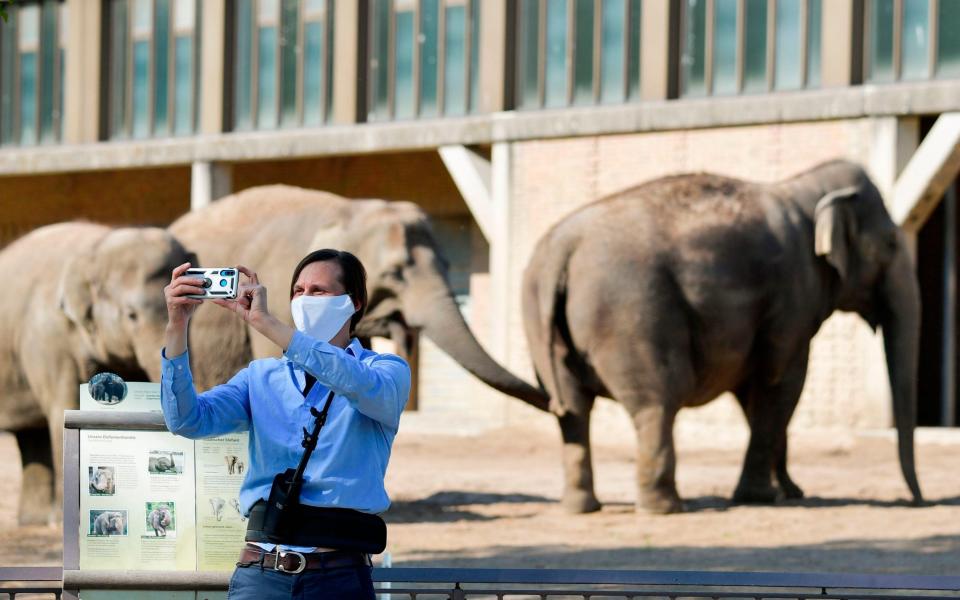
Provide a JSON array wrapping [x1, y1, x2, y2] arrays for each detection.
[[185, 268, 239, 300]]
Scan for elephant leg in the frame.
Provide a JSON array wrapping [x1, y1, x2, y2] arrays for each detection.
[[628, 402, 682, 514], [16, 426, 54, 525], [733, 353, 808, 503], [557, 406, 601, 514]]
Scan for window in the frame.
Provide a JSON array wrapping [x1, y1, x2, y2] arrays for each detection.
[[681, 0, 822, 97], [866, 0, 960, 82], [367, 0, 481, 121], [0, 0, 66, 147], [515, 0, 641, 109], [105, 0, 201, 139], [232, 0, 334, 130]]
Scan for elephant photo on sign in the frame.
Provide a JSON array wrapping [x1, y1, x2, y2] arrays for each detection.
[[88, 466, 116, 496], [522, 160, 922, 514], [146, 502, 174, 537], [169, 185, 547, 411], [0, 223, 195, 525], [90, 510, 126, 536]]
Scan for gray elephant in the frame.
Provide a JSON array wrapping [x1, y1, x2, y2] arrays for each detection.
[[0, 223, 194, 524], [88, 467, 115, 495], [168, 185, 548, 409], [148, 505, 173, 536], [522, 160, 922, 514], [148, 453, 177, 473], [92, 511, 125, 535], [210, 497, 225, 521]]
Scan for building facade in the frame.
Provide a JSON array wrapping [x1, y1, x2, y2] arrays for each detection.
[[1, 0, 959, 434]]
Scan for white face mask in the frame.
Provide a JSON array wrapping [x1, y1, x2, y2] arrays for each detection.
[[290, 294, 356, 343]]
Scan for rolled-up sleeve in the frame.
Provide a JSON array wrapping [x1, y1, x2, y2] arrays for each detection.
[[160, 349, 252, 438], [283, 331, 410, 430]]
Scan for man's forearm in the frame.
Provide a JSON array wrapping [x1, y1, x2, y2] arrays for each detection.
[[165, 322, 189, 358], [250, 314, 295, 352]]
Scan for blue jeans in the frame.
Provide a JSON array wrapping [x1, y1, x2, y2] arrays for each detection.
[[226, 563, 375, 600]]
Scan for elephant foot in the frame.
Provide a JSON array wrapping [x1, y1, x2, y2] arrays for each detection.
[[778, 478, 805, 500], [636, 490, 683, 515], [732, 482, 779, 504], [561, 490, 602, 514], [18, 463, 54, 526]]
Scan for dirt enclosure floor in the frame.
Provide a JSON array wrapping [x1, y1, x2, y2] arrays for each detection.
[[0, 422, 957, 576]]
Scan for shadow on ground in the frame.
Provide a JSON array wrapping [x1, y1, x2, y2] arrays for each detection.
[[386, 491, 552, 523]]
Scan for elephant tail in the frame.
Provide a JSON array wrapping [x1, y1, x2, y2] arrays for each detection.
[[523, 234, 578, 417]]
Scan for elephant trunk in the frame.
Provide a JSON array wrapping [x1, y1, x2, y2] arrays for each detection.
[[878, 243, 923, 504], [402, 266, 549, 412]]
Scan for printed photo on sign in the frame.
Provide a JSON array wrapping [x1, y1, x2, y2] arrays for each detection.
[[89, 509, 127, 536], [224, 455, 245, 475], [144, 502, 176, 538], [208, 497, 247, 522], [148, 450, 183, 475], [87, 372, 128, 406], [88, 466, 116, 496]]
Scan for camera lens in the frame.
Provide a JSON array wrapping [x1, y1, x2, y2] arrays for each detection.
[[220, 279, 228, 287], [220, 269, 235, 276], [202, 278, 212, 289]]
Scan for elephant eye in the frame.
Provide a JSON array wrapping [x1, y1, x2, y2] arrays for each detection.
[[126, 310, 138, 322]]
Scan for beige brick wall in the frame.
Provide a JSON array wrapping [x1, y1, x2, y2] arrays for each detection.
[[493, 118, 894, 436]]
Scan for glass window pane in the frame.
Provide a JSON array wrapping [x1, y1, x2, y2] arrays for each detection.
[[806, 0, 821, 87], [743, 0, 767, 93], [20, 52, 38, 144], [517, 0, 540, 109], [234, 0, 253, 130], [939, 0, 960, 78], [444, 5, 466, 116], [257, 25, 278, 128], [600, 0, 625, 104], [545, 0, 568, 107], [394, 9, 415, 119], [174, 0, 195, 31], [173, 35, 192, 133], [303, 20, 324, 125], [305, 0, 325, 15], [469, 0, 480, 112], [1, 12, 17, 145], [573, 0, 592, 105], [133, 0, 152, 36], [132, 39, 151, 138], [59, 3, 67, 140], [279, 0, 298, 127], [774, 0, 801, 90], [627, 0, 641, 100], [712, 0, 737, 95], [40, 0, 58, 142], [259, 0, 279, 24], [155, 0, 171, 135], [109, 0, 128, 137], [681, 0, 706, 96], [867, 0, 895, 82], [901, 0, 929, 80], [369, 0, 389, 119], [419, 0, 439, 117], [18, 4, 40, 50]]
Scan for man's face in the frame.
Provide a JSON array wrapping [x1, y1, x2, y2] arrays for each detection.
[[292, 260, 347, 299]]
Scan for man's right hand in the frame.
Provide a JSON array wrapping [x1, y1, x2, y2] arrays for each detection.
[[164, 262, 205, 329]]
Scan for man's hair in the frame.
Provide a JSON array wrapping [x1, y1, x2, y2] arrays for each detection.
[[289, 249, 368, 332]]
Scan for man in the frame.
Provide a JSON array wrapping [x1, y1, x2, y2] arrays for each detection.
[[161, 249, 410, 599]]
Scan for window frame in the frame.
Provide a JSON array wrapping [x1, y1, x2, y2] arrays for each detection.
[[863, 0, 941, 82], [680, 0, 822, 97], [366, 0, 480, 121]]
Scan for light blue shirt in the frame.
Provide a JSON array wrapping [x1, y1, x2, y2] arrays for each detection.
[[160, 330, 411, 521]]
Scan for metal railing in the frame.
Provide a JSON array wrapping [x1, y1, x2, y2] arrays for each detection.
[[53, 567, 960, 599], [0, 567, 61, 599]]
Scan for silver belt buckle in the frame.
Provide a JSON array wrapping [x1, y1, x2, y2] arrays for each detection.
[[275, 550, 307, 574]]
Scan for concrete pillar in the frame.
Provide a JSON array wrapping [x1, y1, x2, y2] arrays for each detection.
[[199, 0, 227, 134], [332, 0, 363, 124], [438, 145, 494, 241], [640, 0, 678, 100], [821, 0, 860, 87], [62, 0, 101, 143], [490, 142, 512, 363], [478, 0, 509, 112], [869, 116, 920, 205], [191, 161, 233, 211]]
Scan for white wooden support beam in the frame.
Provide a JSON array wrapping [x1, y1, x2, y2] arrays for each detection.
[[438, 145, 494, 241], [891, 112, 960, 232], [191, 161, 233, 212]]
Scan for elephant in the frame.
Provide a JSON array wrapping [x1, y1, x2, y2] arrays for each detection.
[[148, 505, 173, 536], [90, 377, 126, 404], [168, 185, 548, 410], [522, 160, 923, 514], [88, 467, 115, 495], [210, 497, 225, 521], [149, 453, 177, 473], [229, 498, 246, 521], [224, 455, 243, 475], [0, 223, 194, 524], [92, 511, 125, 535]]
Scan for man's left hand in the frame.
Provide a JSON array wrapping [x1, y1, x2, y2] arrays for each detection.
[[212, 265, 270, 326]]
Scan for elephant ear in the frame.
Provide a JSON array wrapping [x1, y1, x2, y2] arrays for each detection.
[[814, 186, 859, 281], [58, 254, 97, 338]]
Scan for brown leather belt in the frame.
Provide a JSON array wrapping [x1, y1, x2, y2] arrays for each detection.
[[237, 545, 370, 574]]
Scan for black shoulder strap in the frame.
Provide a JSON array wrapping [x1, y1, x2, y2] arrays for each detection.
[[302, 372, 317, 398], [290, 389, 336, 484]]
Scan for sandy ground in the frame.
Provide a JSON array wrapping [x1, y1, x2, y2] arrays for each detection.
[[0, 423, 957, 576]]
